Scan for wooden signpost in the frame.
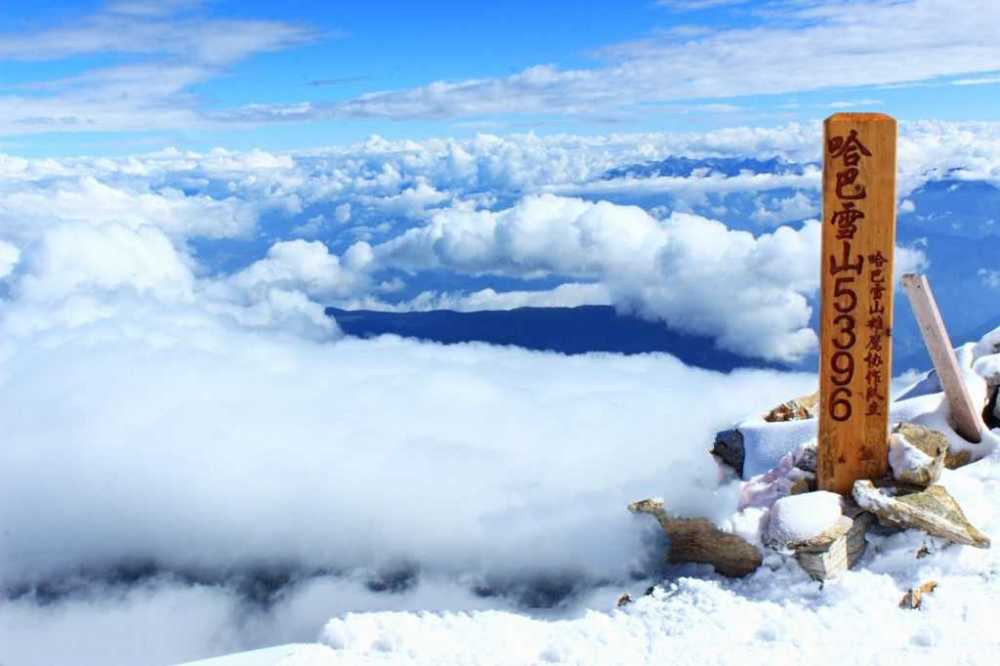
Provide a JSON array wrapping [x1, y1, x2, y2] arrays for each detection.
[[818, 113, 897, 495]]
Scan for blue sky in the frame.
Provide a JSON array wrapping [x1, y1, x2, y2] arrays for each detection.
[[2, 0, 1000, 156]]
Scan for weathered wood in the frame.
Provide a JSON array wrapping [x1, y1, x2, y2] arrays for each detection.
[[818, 113, 898, 494], [901, 273, 983, 443]]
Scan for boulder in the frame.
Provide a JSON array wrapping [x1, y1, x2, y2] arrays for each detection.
[[888, 423, 947, 487], [852, 481, 991, 548], [628, 498, 762, 577]]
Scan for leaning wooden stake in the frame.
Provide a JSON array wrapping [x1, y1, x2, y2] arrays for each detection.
[[901, 274, 982, 443], [818, 113, 897, 495]]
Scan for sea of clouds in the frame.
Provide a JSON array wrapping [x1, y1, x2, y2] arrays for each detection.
[[1, 121, 999, 664]]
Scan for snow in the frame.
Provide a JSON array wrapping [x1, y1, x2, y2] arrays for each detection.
[[739, 417, 817, 479], [889, 432, 935, 479], [765, 491, 843, 546], [190, 325, 1000, 666]]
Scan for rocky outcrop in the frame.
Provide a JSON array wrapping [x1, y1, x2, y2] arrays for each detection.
[[628, 498, 762, 577], [852, 481, 991, 548], [889, 423, 947, 487]]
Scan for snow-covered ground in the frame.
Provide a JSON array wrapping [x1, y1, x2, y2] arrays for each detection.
[[177, 331, 1000, 665]]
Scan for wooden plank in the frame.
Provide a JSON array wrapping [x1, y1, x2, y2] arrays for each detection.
[[818, 113, 897, 495], [901, 273, 983, 443]]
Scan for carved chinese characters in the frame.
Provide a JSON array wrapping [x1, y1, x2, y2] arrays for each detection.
[[818, 114, 897, 495]]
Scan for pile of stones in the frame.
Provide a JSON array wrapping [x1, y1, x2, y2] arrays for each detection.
[[630, 392, 991, 583]]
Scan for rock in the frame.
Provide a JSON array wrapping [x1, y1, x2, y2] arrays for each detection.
[[711, 429, 745, 477], [765, 491, 844, 549], [764, 390, 819, 422], [899, 580, 938, 609], [616, 593, 633, 608], [788, 478, 812, 495], [889, 424, 947, 487], [793, 440, 818, 474], [852, 480, 991, 548], [795, 513, 874, 581], [628, 498, 762, 577], [945, 449, 972, 470], [986, 386, 1000, 429]]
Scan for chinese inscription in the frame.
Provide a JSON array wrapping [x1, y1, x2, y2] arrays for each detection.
[[818, 114, 897, 495]]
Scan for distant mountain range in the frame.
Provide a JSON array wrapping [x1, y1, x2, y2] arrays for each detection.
[[327, 305, 778, 372], [601, 156, 810, 180]]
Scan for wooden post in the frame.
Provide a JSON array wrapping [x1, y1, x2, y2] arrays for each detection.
[[901, 273, 983, 443], [818, 113, 897, 495]]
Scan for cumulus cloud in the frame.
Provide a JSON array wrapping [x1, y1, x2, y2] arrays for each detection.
[[374, 194, 821, 360], [2, 122, 982, 358], [750, 192, 818, 226], [226, 239, 373, 301], [16, 223, 195, 303], [0, 175, 258, 241]]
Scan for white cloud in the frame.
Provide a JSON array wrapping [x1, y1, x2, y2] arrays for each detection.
[[349, 283, 614, 313], [952, 75, 1000, 86], [656, 0, 750, 10], [1, 121, 974, 359], [226, 239, 373, 301], [374, 194, 821, 361], [335, 202, 352, 223], [0, 1, 318, 134], [0, 240, 20, 279], [0, 175, 258, 241], [827, 99, 883, 108], [750, 191, 818, 226], [979, 268, 1000, 289], [220, 1, 1000, 123], [0, 280, 813, 662], [16, 223, 195, 303]]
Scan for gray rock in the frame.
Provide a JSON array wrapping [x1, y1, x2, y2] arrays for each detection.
[[889, 423, 947, 487], [852, 480, 991, 548], [628, 498, 762, 577], [711, 429, 745, 477]]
